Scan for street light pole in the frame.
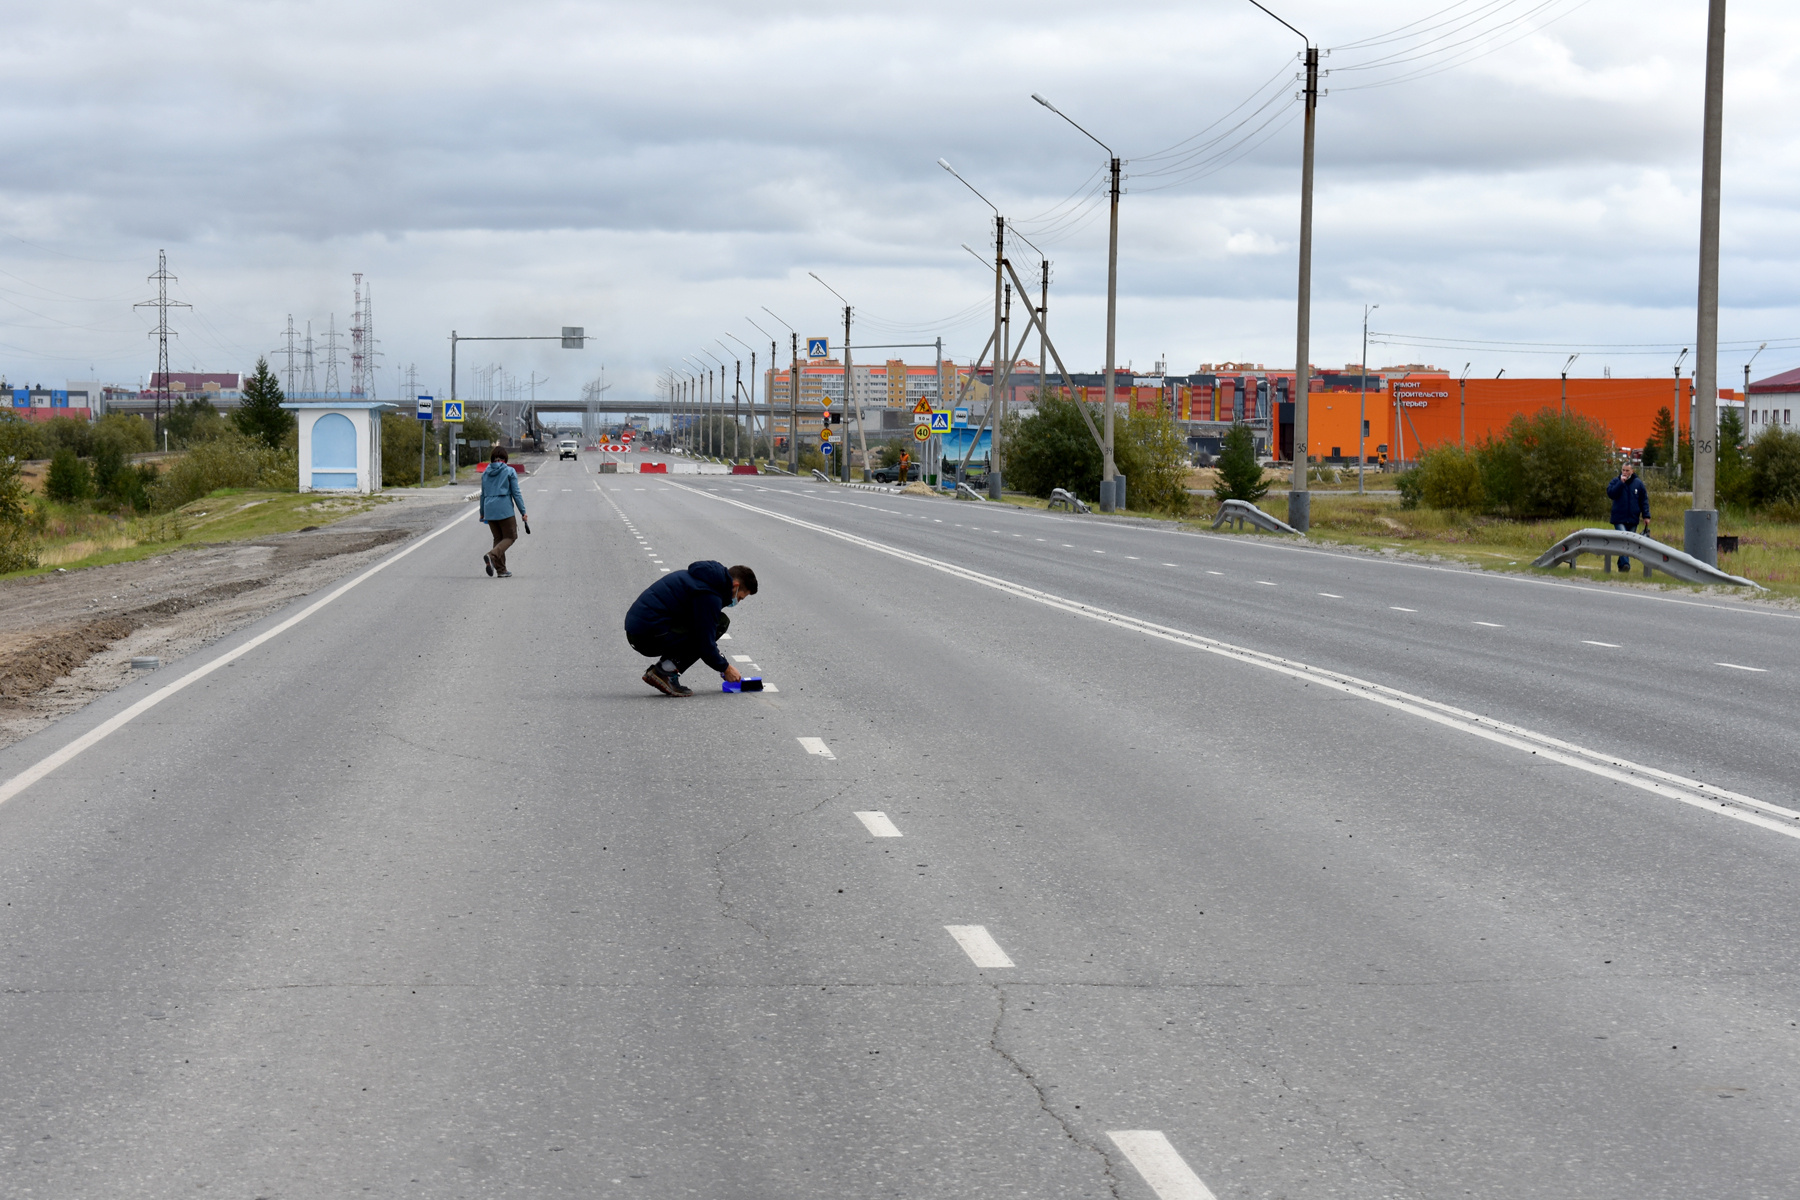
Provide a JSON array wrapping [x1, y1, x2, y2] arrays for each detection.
[[1032, 95, 1122, 510], [762, 307, 800, 474], [1359, 304, 1376, 494], [1561, 353, 1579, 415], [1744, 341, 1766, 445], [1688, 0, 1728, 566], [1245, 2, 1318, 530]]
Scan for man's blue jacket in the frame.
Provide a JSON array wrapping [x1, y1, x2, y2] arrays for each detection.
[[624, 561, 734, 672], [1606, 473, 1650, 527], [479, 462, 526, 521]]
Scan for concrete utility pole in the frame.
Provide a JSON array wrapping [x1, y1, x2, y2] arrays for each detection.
[[1688, 0, 1728, 566], [1033, 95, 1122, 510], [991, 215, 1005, 495], [1359, 304, 1376, 494], [761, 307, 800, 473], [1459, 363, 1471, 446], [1245, 2, 1319, 530]]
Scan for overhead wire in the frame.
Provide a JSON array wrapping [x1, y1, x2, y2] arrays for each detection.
[[1329, 0, 1595, 91]]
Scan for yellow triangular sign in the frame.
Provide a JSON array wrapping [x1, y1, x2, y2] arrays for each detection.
[[913, 397, 933, 415]]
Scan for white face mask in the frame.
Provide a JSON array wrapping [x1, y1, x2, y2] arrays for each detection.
[[727, 596, 739, 607]]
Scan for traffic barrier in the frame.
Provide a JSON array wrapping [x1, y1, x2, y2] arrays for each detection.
[[1047, 488, 1091, 514], [730, 464, 759, 475], [639, 462, 668, 473], [1531, 528, 1761, 588], [955, 482, 986, 502], [811, 469, 833, 483], [1212, 499, 1300, 535]]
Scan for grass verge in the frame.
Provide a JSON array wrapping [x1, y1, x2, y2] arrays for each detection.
[[7, 490, 390, 579]]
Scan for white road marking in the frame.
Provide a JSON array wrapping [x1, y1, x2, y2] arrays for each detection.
[[1583, 640, 1620, 647], [1474, 621, 1504, 627], [797, 737, 835, 759], [853, 811, 902, 837], [1126, 555, 1140, 560], [659, 568, 670, 572], [1164, 563, 1179, 567], [1108, 1131, 1217, 1200], [1319, 592, 1343, 598], [944, 925, 1014, 968], [667, 480, 1800, 844], [1062, 544, 1074, 548], [732, 654, 753, 662], [1716, 662, 1767, 672], [1391, 606, 1418, 612], [719, 633, 732, 640], [763, 683, 779, 692], [0, 505, 480, 808], [1094, 549, 1106, 554], [1256, 580, 1277, 586]]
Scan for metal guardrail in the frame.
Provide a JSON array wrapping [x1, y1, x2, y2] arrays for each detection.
[[1211, 499, 1301, 536], [1047, 488, 1091, 514], [1532, 528, 1762, 588], [811, 469, 833, 483], [955, 482, 987, 502]]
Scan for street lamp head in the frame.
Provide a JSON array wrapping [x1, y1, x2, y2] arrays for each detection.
[[937, 157, 953, 172], [1031, 93, 1053, 110]]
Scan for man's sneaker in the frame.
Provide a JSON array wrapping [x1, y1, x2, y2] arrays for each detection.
[[498, 571, 514, 578], [643, 664, 693, 697], [483, 553, 495, 577]]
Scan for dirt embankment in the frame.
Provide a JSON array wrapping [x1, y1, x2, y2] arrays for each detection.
[[0, 490, 469, 751]]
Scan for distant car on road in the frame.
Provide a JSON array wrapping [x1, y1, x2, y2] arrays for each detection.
[[558, 440, 579, 460], [870, 463, 923, 484]]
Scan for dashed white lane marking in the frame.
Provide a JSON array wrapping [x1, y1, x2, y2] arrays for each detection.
[[1094, 549, 1106, 554], [719, 633, 732, 640], [1126, 555, 1140, 560], [1108, 1131, 1217, 1200], [1256, 580, 1277, 586], [1319, 592, 1343, 598], [853, 811, 903, 837], [944, 925, 1014, 968], [1717, 662, 1767, 672], [1390, 606, 1418, 613], [659, 568, 670, 573], [1474, 621, 1504, 627], [1583, 640, 1621, 647], [731, 654, 753, 662], [797, 737, 835, 759], [1163, 562, 1179, 567], [1062, 543, 1074, 548]]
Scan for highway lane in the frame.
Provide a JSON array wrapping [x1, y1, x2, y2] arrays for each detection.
[[701, 476, 1798, 812], [1, 458, 1797, 1197]]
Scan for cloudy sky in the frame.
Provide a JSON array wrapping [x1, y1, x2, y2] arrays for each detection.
[[1, 0, 1796, 410]]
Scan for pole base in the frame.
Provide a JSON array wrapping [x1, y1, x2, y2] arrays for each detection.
[[1684, 508, 1719, 567], [987, 471, 1003, 500], [1098, 479, 1115, 512], [1287, 489, 1311, 533]]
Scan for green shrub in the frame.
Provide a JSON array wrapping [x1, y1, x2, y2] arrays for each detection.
[[1116, 409, 1191, 515], [45, 448, 93, 502], [1396, 465, 1423, 510], [165, 399, 228, 447], [381, 414, 426, 487], [43, 416, 94, 458], [0, 413, 48, 461], [0, 454, 37, 571], [1002, 396, 1105, 500], [1477, 409, 1612, 519], [1748, 427, 1800, 509], [1413, 443, 1486, 510], [1213, 423, 1269, 504], [149, 433, 295, 510], [98, 412, 153, 454]]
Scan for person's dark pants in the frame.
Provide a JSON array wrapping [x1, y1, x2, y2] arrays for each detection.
[[487, 516, 518, 573], [1614, 521, 1638, 570], [628, 612, 729, 676]]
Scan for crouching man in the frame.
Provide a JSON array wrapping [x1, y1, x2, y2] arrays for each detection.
[[624, 561, 758, 697]]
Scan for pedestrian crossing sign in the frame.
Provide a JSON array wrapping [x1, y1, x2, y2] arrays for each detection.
[[442, 400, 464, 422], [928, 410, 951, 432], [912, 397, 933, 415], [808, 337, 829, 359]]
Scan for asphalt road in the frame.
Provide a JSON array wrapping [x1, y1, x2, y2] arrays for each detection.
[[2, 462, 1797, 1198]]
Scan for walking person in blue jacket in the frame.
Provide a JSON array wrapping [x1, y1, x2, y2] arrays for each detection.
[[624, 560, 758, 696], [1606, 458, 1651, 572], [478, 449, 529, 578]]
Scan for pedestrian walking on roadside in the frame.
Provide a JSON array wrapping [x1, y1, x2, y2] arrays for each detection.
[[479, 448, 529, 578], [1606, 458, 1651, 572], [624, 561, 758, 697]]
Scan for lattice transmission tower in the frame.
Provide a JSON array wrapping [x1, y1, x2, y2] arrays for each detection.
[[302, 320, 316, 396], [350, 274, 366, 398], [133, 249, 191, 434], [321, 314, 342, 398], [275, 315, 299, 396]]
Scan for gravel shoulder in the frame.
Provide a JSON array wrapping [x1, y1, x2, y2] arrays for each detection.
[[0, 485, 477, 751]]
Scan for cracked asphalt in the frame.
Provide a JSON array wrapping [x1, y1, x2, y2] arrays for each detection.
[[2, 461, 1798, 1198]]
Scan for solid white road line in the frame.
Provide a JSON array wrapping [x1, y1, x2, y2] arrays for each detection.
[[853, 811, 903, 837], [1716, 662, 1767, 672], [797, 737, 836, 759], [1107, 1131, 1218, 1200], [666, 480, 1800, 843], [944, 925, 1014, 968], [1584, 640, 1621, 647], [0, 505, 479, 809]]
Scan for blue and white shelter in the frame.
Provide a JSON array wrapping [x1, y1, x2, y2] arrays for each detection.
[[281, 401, 395, 494]]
